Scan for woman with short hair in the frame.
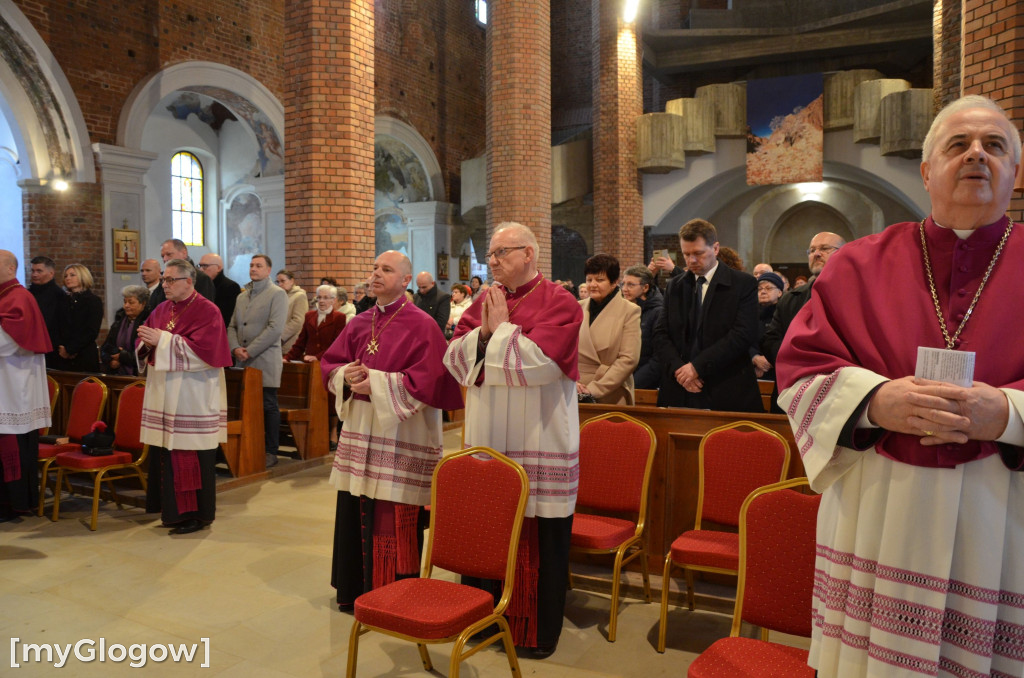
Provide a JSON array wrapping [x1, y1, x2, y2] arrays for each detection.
[[576, 254, 641, 405], [101, 285, 151, 375], [621, 265, 663, 390], [55, 263, 103, 372], [446, 283, 473, 338], [276, 269, 310, 353]]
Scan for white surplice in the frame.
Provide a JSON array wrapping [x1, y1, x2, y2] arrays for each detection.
[[0, 327, 50, 434]]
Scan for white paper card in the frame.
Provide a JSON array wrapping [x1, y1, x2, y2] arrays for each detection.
[[915, 347, 975, 388]]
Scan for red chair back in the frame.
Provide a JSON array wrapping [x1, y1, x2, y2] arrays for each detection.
[[698, 422, 790, 527], [66, 377, 108, 442], [113, 382, 146, 455], [47, 376, 59, 411], [577, 413, 656, 514], [428, 448, 529, 582], [735, 480, 820, 638]]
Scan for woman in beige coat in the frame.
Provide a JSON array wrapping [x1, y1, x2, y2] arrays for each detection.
[[577, 254, 641, 405]]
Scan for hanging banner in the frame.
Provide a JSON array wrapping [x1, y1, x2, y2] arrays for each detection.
[[746, 73, 824, 185]]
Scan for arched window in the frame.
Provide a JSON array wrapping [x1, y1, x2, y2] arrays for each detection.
[[171, 151, 204, 246]]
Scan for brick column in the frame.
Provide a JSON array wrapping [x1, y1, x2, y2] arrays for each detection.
[[284, 0, 375, 292], [592, 0, 644, 269], [487, 0, 552, 274], [962, 0, 1024, 219]]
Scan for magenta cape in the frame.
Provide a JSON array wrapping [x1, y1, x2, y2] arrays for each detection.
[[0, 279, 51, 354], [778, 216, 1024, 468], [320, 299, 463, 411], [453, 274, 583, 381], [140, 292, 233, 368]]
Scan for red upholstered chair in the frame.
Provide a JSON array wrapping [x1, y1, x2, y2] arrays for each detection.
[[41, 375, 59, 435], [37, 376, 107, 516], [687, 478, 820, 677], [51, 381, 148, 531], [346, 446, 529, 678], [568, 412, 657, 642], [657, 420, 790, 653]]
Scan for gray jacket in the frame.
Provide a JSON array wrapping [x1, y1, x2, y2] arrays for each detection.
[[227, 277, 288, 388]]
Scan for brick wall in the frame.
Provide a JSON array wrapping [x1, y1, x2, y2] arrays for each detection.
[[962, 0, 1024, 220], [933, 0, 960, 110]]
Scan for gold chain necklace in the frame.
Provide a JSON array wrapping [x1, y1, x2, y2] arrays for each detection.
[[918, 217, 1013, 350], [505, 275, 544, 316], [165, 291, 199, 331], [367, 299, 408, 355]]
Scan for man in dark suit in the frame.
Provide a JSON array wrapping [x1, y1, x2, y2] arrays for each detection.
[[653, 219, 762, 412], [198, 253, 241, 327], [412, 271, 450, 334]]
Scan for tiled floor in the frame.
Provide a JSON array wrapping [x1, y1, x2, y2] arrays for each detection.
[[1, 431, 807, 676]]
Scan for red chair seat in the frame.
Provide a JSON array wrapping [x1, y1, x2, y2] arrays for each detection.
[[670, 530, 739, 571], [688, 637, 813, 677], [571, 513, 637, 550], [354, 577, 494, 640], [39, 443, 79, 459], [54, 450, 134, 469]]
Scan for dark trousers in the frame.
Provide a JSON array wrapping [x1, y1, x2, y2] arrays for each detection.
[[0, 431, 39, 518], [263, 387, 280, 456], [145, 447, 217, 524]]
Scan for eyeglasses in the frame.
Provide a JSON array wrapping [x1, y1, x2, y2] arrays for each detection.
[[622, 281, 643, 288], [758, 284, 779, 292], [160, 276, 189, 285], [197, 263, 212, 269], [806, 245, 839, 256], [485, 245, 527, 261]]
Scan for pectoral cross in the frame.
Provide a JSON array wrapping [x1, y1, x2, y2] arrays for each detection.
[[366, 339, 379, 355]]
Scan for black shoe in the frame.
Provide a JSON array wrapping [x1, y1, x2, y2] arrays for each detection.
[[265, 453, 279, 468], [515, 644, 557, 660], [169, 519, 203, 535]]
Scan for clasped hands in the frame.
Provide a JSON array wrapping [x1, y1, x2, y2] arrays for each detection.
[[137, 325, 163, 348], [867, 376, 1009, 445], [675, 362, 704, 393], [344, 360, 371, 395], [478, 286, 509, 343]]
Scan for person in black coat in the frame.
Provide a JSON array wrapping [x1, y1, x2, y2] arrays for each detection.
[[412, 272, 451, 334], [54, 263, 103, 373], [101, 285, 151, 375], [28, 255, 69, 368], [652, 219, 762, 412], [621, 264, 664, 390], [198, 253, 241, 327], [146, 239, 215, 311]]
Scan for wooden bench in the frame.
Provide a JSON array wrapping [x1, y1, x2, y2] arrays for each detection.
[[279, 360, 330, 460], [577, 402, 803, 572], [50, 368, 266, 478]]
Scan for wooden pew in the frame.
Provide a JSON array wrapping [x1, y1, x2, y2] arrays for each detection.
[[222, 367, 266, 476], [758, 379, 774, 412], [279, 360, 330, 460], [48, 367, 266, 478], [577, 402, 803, 572]]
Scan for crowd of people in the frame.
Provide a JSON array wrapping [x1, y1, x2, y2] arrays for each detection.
[[3, 94, 1023, 676]]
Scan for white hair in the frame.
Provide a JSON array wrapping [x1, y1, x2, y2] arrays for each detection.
[[316, 284, 338, 299], [922, 94, 1022, 164]]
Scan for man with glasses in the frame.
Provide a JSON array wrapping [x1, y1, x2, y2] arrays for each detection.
[[137, 258, 232, 534], [198, 253, 241, 326], [147, 239, 215, 311], [652, 218, 763, 412], [444, 222, 583, 659]]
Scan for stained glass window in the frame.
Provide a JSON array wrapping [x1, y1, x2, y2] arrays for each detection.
[[171, 151, 204, 246]]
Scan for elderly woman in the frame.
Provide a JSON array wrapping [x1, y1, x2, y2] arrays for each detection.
[[101, 285, 151, 375], [55, 263, 103, 372], [446, 283, 473, 337], [621, 265, 664, 390], [283, 284, 347, 363], [576, 253, 641, 405], [336, 287, 356, 321], [276, 269, 310, 353]]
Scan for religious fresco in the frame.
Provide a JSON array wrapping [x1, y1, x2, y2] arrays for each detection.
[[224, 192, 263, 283], [190, 85, 284, 177], [746, 73, 824, 185], [374, 134, 431, 256]]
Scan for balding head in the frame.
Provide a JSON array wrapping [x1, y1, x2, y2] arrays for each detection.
[[415, 271, 436, 295], [0, 250, 17, 284], [140, 258, 161, 286], [807, 232, 846, 275], [370, 250, 414, 305], [489, 222, 539, 290], [198, 253, 223, 278], [160, 239, 188, 263]]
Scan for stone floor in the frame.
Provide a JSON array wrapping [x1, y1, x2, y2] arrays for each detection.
[[1, 429, 808, 676]]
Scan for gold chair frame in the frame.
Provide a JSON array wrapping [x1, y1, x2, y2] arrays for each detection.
[[346, 446, 529, 678], [568, 411, 657, 642], [51, 381, 147, 531], [39, 376, 108, 517], [658, 419, 790, 653]]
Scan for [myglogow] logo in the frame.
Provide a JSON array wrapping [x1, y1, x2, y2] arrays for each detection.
[[9, 637, 210, 669]]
